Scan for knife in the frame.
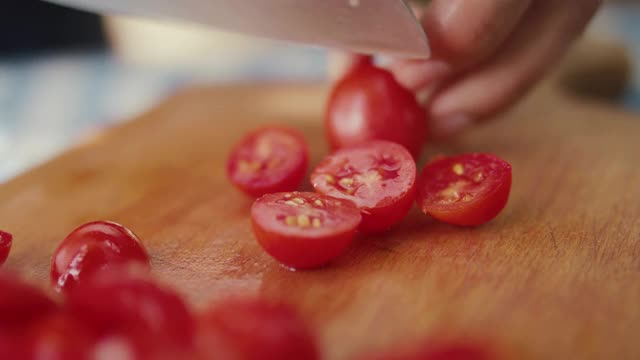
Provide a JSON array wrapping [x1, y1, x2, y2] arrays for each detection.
[[45, 0, 430, 58]]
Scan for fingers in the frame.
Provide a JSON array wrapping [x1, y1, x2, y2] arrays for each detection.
[[327, 52, 372, 82], [428, 0, 602, 138], [389, 0, 531, 93]]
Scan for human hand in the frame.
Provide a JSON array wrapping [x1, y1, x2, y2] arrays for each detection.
[[328, 0, 602, 138]]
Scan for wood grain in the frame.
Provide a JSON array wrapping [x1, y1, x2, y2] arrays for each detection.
[[1, 52, 639, 359]]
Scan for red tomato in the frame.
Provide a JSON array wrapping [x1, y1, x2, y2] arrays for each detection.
[[0, 231, 11, 266], [227, 126, 309, 197], [65, 269, 195, 358], [251, 192, 361, 269], [51, 221, 150, 293], [311, 141, 417, 233], [26, 312, 97, 360], [361, 341, 495, 360], [416, 153, 512, 226], [197, 298, 319, 360], [0, 271, 58, 330], [326, 64, 426, 158]]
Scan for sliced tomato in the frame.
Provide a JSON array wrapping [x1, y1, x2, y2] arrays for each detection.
[[227, 126, 309, 197], [311, 141, 416, 233], [326, 64, 426, 158], [251, 192, 361, 269], [416, 153, 512, 226], [50, 221, 150, 293], [197, 298, 319, 360], [0, 231, 11, 266]]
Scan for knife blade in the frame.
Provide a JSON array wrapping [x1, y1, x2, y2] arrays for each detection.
[[45, 0, 430, 58]]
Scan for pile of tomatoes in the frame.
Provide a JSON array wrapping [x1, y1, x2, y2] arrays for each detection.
[[228, 63, 512, 269]]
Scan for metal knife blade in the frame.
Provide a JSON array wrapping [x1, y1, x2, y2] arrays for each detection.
[[45, 0, 430, 58]]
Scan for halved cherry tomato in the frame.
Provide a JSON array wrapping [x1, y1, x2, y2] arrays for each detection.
[[65, 268, 195, 358], [416, 153, 512, 226], [197, 297, 319, 360], [326, 64, 426, 158], [51, 221, 150, 293], [0, 271, 58, 330], [0, 231, 11, 266], [251, 192, 361, 269], [227, 126, 309, 197], [311, 141, 416, 233]]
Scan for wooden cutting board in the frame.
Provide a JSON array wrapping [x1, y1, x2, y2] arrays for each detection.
[[1, 40, 638, 359]]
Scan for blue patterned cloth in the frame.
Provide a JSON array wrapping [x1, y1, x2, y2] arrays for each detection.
[[0, 3, 639, 182]]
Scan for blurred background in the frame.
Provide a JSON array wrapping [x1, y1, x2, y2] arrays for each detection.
[[0, 0, 638, 182]]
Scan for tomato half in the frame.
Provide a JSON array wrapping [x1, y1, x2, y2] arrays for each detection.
[[0, 231, 11, 266], [51, 221, 150, 293], [326, 64, 426, 158], [197, 298, 319, 360], [311, 141, 416, 233], [227, 126, 309, 197], [416, 153, 512, 226], [251, 192, 361, 269]]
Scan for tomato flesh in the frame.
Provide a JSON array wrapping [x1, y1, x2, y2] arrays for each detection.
[[65, 269, 196, 358], [416, 153, 512, 226], [251, 192, 361, 269], [311, 141, 416, 233], [198, 298, 319, 360], [227, 126, 309, 197], [51, 221, 150, 293], [0, 231, 12, 266], [326, 64, 426, 158]]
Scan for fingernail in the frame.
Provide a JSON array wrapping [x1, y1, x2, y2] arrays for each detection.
[[430, 114, 473, 139]]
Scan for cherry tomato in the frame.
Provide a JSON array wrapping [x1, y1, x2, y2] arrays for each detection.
[[0, 271, 58, 330], [416, 153, 512, 226], [0, 231, 11, 266], [311, 141, 417, 233], [361, 341, 495, 360], [251, 192, 361, 269], [51, 221, 150, 293], [227, 126, 309, 197], [26, 312, 97, 360], [326, 64, 426, 158], [65, 269, 195, 358], [198, 298, 319, 360]]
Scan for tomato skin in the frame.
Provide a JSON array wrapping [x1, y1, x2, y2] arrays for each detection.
[[26, 312, 98, 360], [65, 269, 196, 358], [51, 221, 150, 293], [311, 141, 417, 233], [326, 64, 426, 158], [251, 192, 361, 269], [416, 154, 512, 226], [0, 231, 11, 266], [197, 298, 319, 360], [227, 126, 309, 198], [0, 271, 59, 330]]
